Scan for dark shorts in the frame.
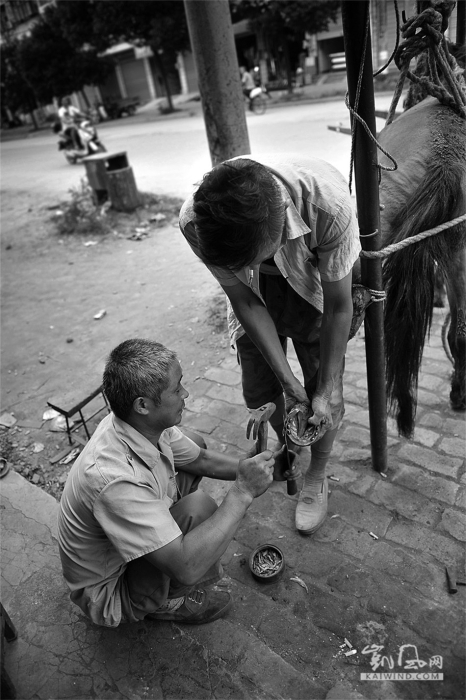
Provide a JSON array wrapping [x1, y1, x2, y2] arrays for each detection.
[[236, 272, 345, 425]]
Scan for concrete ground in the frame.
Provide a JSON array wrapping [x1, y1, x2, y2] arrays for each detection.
[[2, 305, 465, 700]]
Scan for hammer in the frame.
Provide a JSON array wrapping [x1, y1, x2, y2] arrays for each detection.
[[246, 402, 300, 496], [246, 402, 276, 454]]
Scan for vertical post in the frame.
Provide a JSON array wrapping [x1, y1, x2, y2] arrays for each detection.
[[342, 1, 387, 473], [184, 0, 250, 165], [457, 0, 465, 46]]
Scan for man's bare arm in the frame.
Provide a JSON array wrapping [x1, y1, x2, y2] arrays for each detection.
[[143, 450, 275, 585], [222, 281, 308, 405]]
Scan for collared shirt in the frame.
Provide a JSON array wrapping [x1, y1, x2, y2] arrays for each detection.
[[57, 413, 200, 627], [179, 154, 361, 343]]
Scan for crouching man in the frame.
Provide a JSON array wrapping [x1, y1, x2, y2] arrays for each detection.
[[58, 338, 276, 627]]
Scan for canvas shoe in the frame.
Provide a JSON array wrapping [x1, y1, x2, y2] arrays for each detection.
[[295, 476, 328, 534], [146, 587, 232, 624]]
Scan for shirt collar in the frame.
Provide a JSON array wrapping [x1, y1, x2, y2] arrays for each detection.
[[112, 414, 171, 470], [273, 176, 310, 242]]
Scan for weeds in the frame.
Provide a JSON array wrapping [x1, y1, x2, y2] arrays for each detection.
[[53, 179, 112, 237], [52, 180, 184, 238]]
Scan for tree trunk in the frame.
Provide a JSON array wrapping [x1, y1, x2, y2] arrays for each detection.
[[153, 50, 174, 112], [184, 0, 250, 165], [281, 32, 293, 94]]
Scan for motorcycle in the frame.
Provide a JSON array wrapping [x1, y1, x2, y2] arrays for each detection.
[[246, 85, 269, 115], [53, 119, 106, 164]]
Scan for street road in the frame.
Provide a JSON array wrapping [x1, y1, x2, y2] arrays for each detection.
[[0, 96, 394, 203]]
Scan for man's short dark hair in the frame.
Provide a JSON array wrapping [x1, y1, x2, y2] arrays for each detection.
[[103, 339, 177, 420], [192, 159, 284, 271]]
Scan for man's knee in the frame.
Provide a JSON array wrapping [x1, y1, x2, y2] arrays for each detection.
[[170, 490, 218, 533], [181, 427, 207, 450]]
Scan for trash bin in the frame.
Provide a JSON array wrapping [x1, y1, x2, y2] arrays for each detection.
[[106, 162, 140, 212], [83, 151, 130, 205]]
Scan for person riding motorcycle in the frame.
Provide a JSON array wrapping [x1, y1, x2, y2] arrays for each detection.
[[58, 97, 85, 150]]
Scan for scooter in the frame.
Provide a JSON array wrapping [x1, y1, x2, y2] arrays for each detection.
[[246, 85, 269, 115], [53, 119, 106, 164]]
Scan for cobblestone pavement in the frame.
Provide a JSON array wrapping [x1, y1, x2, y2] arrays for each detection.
[[1, 307, 465, 700]]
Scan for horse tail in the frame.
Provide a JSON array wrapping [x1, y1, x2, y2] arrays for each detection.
[[383, 159, 464, 437]]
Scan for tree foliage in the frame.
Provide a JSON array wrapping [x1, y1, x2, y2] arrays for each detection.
[[0, 39, 38, 116], [48, 0, 191, 111], [230, 0, 341, 41], [17, 7, 111, 104]]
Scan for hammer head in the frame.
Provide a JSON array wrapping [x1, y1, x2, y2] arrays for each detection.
[[246, 402, 276, 441]]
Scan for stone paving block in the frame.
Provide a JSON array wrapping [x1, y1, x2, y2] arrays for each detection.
[[443, 417, 466, 438], [204, 366, 241, 386], [182, 411, 220, 435], [410, 426, 440, 448], [212, 421, 254, 449], [329, 523, 379, 562], [440, 508, 466, 542], [418, 373, 448, 391], [206, 383, 245, 405], [326, 490, 392, 536], [204, 398, 248, 425], [323, 463, 361, 488], [339, 426, 371, 447], [385, 521, 465, 564], [438, 436, 466, 459], [219, 354, 240, 371], [423, 345, 451, 361], [191, 621, 326, 699], [370, 480, 443, 527], [185, 395, 215, 414], [391, 463, 459, 505], [416, 388, 445, 408], [340, 447, 372, 464], [418, 411, 444, 429], [346, 474, 378, 497], [455, 487, 466, 510], [397, 443, 462, 478]]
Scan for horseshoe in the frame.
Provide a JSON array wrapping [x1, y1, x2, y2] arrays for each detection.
[[284, 403, 323, 446]]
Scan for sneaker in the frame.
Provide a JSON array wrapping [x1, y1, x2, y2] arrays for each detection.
[[146, 587, 232, 624], [295, 477, 328, 535]]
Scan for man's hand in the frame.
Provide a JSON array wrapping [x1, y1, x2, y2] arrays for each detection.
[[308, 393, 333, 437], [235, 449, 277, 499]]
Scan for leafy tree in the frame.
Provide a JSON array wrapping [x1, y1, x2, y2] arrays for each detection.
[[18, 8, 112, 106], [231, 0, 341, 90], [50, 0, 191, 112], [0, 39, 39, 128]]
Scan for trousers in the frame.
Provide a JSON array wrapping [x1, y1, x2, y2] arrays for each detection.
[[121, 471, 223, 621]]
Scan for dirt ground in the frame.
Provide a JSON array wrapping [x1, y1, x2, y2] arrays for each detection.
[[1, 183, 228, 499]]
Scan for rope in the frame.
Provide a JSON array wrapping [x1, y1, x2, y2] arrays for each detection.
[[386, 5, 466, 123], [360, 214, 466, 259]]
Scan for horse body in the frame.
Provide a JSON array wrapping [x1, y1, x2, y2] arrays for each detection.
[[377, 96, 466, 436]]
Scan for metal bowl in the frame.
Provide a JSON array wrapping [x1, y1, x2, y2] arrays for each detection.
[[249, 543, 285, 583]]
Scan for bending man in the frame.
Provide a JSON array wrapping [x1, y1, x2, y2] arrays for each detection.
[[179, 155, 360, 535], [58, 338, 276, 627]]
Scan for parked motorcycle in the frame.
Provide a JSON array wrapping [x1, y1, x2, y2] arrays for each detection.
[[53, 119, 106, 164]]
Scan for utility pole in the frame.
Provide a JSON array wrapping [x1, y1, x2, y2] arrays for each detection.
[[342, 1, 387, 473], [184, 0, 250, 165]]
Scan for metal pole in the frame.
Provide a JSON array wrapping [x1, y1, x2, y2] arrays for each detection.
[[184, 0, 250, 165], [342, 1, 387, 473], [457, 0, 465, 47]]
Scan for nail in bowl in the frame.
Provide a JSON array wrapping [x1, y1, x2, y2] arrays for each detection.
[[249, 543, 285, 583]]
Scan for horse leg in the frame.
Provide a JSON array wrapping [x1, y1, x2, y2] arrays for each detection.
[[445, 249, 466, 410]]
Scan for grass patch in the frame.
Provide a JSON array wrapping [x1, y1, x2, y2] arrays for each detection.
[[52, 179, 184, 237]]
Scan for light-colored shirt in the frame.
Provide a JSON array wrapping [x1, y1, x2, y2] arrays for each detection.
[[58, 104, 81, 128], [179, 154, 361, 343], [241, 71, 255, 91], [57, 413, 200, 627]]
